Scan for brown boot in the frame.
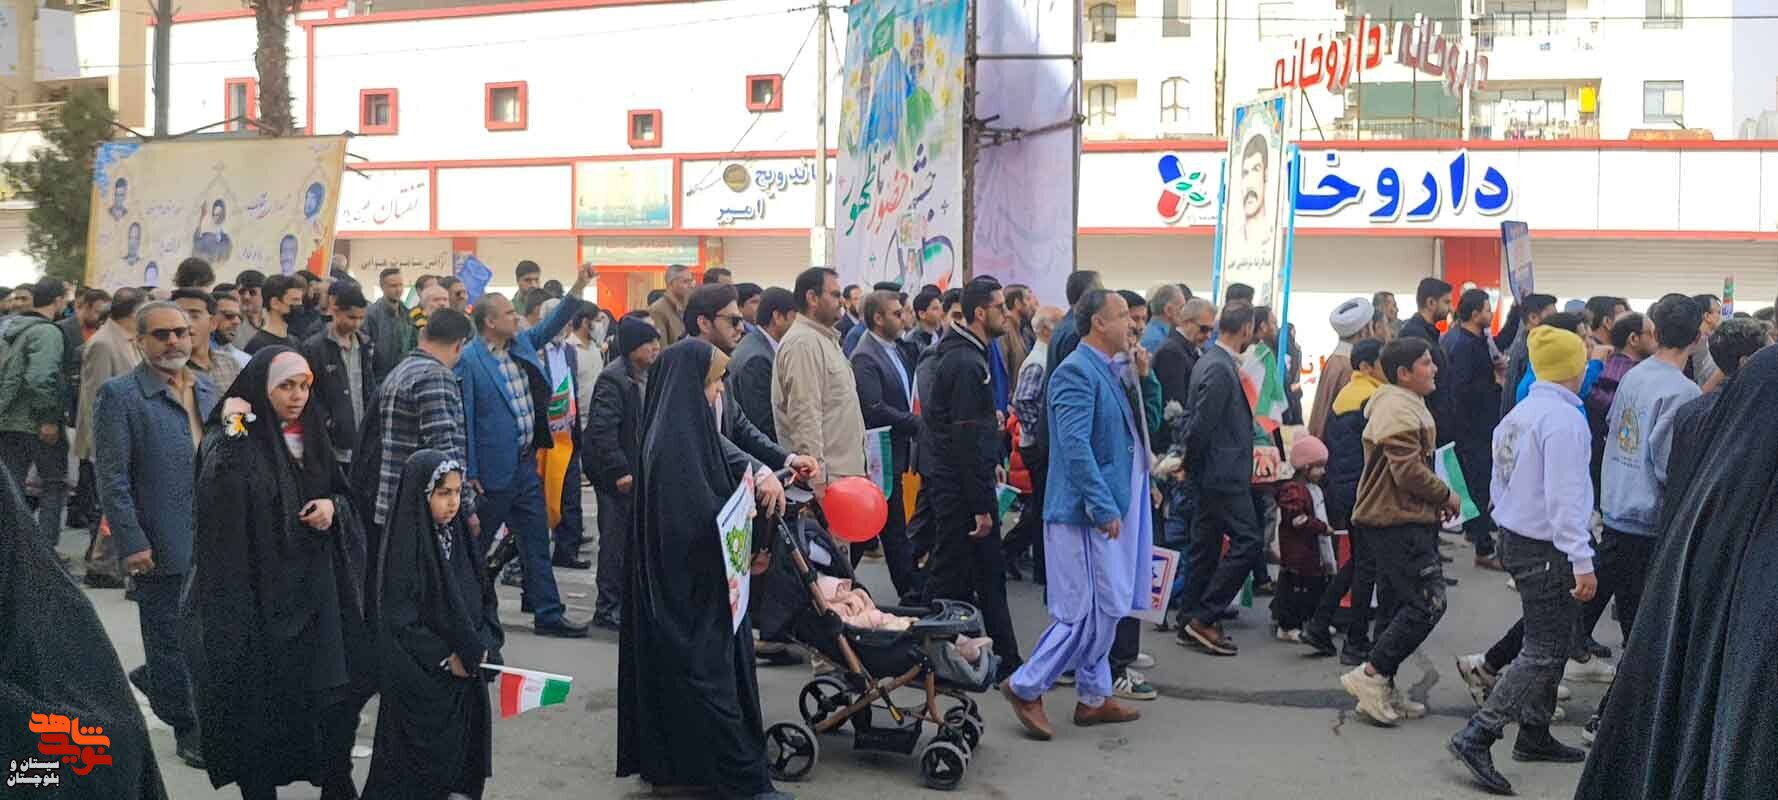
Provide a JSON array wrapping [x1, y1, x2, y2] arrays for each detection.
[[1002, 681, 1054, 740], [1073, 699, 1142, 726]]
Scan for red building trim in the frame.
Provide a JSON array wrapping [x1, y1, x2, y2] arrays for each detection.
[[627, 109, 663, 149], [484, 81, 529, 131], [359, 88, 400, 135], [745, 74, 784, 113]]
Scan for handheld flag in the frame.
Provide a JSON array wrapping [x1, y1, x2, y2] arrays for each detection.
[[1239, 342, 1287, 435], [483, 664, 573, 718], [1434, 443, 1481, 524]]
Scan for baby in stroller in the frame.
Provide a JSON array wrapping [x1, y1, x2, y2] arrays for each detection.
[[751, 506, 998, 791]]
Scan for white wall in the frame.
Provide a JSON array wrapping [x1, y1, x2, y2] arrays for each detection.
[[1595, 0, 1737, 137], [1731, 0, 1778, 134], [309, 0, 843, 163], [151, 16, 312, 135]]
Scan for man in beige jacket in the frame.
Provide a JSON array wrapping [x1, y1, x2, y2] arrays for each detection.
[[646, 263, 695, 346], [75, 287, 146, 587], [772, 267, 866, 494]]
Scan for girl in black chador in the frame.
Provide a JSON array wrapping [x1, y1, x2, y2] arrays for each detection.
[[364, 449, 499, 800]]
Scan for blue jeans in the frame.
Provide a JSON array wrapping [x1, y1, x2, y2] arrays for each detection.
[[476, 454, 565, 625], [134, 573, 198, 735]]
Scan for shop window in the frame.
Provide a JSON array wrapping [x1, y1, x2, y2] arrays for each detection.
[[628, 109, 662, 148], [1088, 3, 1117, 42], [1086, 83, 1117, 126], [485, 81, 527, 131], [1160, 77, 1188, 124], [1645, 0, 1681, 29], [360, 89, 398, 135], [746, 75, 783, 112], [1258, 1, 1292, 40], [1162, 0, 1189, 37], [224, 78, 256, 132]]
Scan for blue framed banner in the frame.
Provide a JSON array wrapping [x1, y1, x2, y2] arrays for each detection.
[[1500, 220, 1534, 303]]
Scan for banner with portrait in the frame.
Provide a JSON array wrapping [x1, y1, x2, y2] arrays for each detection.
[[85, 137, 348, 291], [1215, 93, 1292, 309]]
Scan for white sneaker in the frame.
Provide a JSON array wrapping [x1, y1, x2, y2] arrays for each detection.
[[1565, 657, 1617, 684], [1390, 687, 1427, 720], [1506, 576, 1517, 591], [1340, 666, 1399, 726], [1275, 627, 1303, 643], [1454, 654, 1497, 706], [1132, 652, 1156, 670], [1556, 682, 1573, 701]]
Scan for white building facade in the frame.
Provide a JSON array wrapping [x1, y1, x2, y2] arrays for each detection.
[[139, 0, 1778, 323]]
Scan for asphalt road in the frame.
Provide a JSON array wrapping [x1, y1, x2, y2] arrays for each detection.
[[65, 492, 1605, 800]]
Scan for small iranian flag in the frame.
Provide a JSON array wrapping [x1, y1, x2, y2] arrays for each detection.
[[996, 483, 1020, 519], [483, 664, 573, 718], [1239, 343, 1288, 435], [1434, 444, 1481, 524]]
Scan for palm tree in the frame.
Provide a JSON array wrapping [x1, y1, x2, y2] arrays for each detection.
[[249, 0, 302, 135]]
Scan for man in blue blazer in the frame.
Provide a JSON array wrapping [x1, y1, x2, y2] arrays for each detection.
[[93, 301, 220, 768], [850, 289, 923, 602], [457, 264, 594, 638], [1174, 303, 1260, 656], [1003, 289, 1152, 740]]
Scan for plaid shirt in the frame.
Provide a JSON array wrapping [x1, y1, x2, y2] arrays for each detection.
[[375, 349, 472, 525], [489, 343, 534, 453]]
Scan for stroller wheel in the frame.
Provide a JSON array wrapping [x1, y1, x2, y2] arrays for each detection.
[[798, 676, 860, 730], [765, 721, 819, 782], [941, 707, 985, 751], [919, 740, 968, 791]]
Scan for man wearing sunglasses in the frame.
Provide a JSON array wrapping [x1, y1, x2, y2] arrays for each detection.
[[210, 290, 251, 369], [92, 300, 220, 770]]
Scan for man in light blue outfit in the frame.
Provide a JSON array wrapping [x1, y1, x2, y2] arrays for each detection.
[[1002, 289, 1153, 740]]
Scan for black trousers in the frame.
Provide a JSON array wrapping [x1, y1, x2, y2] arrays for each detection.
[[1472, 532, 1578, 734], [1583, 528, 1655, 644], [593, 489, 630, 625], [1273, 570, 1330, 631], [1177, 487, 1265, 628], [927, 494, 1021, 678], [907, 481, 934, 566], [1365, 523, 1448, 678], [848, 470, 921, 604], [1455, 439, 1497, 557], [1001, 444, 1049, 581]]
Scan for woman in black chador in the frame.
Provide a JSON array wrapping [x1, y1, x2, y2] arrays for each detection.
[[191, 347, 370, 800], [1576, 346, 1778, 799], [615, 339, 790, 800], [364, 449, 498, 799]]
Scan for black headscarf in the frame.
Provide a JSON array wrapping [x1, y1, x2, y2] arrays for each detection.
[[1576, 345, 1778, 799], [0, 461, 167, 799]]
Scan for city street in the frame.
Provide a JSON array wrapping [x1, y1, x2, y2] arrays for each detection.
[[71, 490, 1602, 800]]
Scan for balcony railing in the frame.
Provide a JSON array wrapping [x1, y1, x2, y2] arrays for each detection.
[[1, 102, 65, 132]]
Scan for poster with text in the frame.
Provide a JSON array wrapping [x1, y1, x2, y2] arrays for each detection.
[[1135, 546, 1180, 625], [86, 137, 347, 291], [1216, 93, 1292, 309], [971, 0, 1077, 305], [835, 0, 967, 292], [1500, 221, 1534, 303]]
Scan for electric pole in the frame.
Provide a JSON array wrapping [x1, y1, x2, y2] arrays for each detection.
[[1214, 0, 1226, 138], [152, 0, 172, 136], [812, 2, 831, 266]]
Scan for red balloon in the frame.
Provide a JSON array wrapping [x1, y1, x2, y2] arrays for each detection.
[[821, 477, 888, 544]]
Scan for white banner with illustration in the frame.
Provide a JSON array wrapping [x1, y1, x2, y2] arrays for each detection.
[[715, 471, 757, 634]]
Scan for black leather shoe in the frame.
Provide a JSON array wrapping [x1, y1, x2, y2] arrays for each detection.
[[128, 665, 149, 695], [1299, 626, 1339, 657], [84, 571, 126, 589], [175, 733, 206, 770], [1448, 727, 1514, 795], [1512, 726, 1586, 763], [535, 619, 591, 639], [552, 556, 592, 570], [590, 615, 621, 632]]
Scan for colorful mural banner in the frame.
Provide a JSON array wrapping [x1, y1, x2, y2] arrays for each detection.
[[86, 137, 347, 290], [574, 161, 673, 229], [835, 0, 967, 291]]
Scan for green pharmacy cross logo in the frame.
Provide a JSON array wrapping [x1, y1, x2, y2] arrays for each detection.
[[1156, 155, 1211, 223]]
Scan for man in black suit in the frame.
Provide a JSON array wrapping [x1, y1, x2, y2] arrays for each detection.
[[1174, 304, 1260, 657], [851, 289, 923, 602], [683, 285, 817, 492], [1153, 297, 1216, 412], [728, 287, 797, 443]]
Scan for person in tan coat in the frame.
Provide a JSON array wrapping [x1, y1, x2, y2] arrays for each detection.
[[1340, 336, 1461, 727], [771, 267, 866, 492], [75, 287, 147, 586], [645, 264, 695, 346]]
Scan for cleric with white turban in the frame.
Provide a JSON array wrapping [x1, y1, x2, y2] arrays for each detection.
[[1307, 297, 1375, 438]]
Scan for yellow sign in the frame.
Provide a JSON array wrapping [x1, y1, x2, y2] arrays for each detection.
[[84, 137, 348, 290]]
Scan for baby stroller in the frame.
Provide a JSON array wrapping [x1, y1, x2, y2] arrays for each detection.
[[752, 497, 999, 791]]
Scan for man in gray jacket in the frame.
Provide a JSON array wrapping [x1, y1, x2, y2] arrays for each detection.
[[94, 301, 219, 769]]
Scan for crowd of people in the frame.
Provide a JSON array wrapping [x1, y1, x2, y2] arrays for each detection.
[[2, 256, 1776, 800]]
